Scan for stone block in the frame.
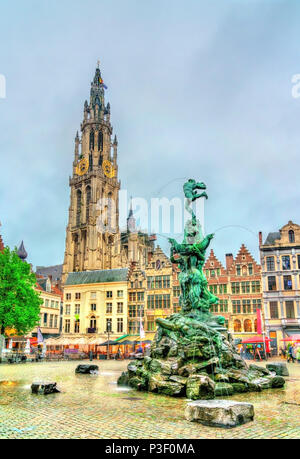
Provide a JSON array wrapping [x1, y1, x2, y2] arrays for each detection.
[[185, 399, 254, 428], [266, 363, 289, 377], [75, 364, 99, 375], [31, 382, 60, 395]]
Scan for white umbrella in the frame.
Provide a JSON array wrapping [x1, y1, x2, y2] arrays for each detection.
[[25, 339, 30, 354]]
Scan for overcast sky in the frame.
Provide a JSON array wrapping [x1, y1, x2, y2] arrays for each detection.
[[0, 0, 299, 269]]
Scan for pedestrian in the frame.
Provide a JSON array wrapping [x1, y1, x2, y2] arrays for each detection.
[[89, 350, 93, 361], [280, 347, 286, 359], [287, 344, 295, 363], [296, 346, 300, 364]]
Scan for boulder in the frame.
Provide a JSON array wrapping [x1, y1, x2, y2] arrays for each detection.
[[128, 376, 147, 390], [214, 373, 229, 383], [178, 364, 197, 377], [184, 344, 204, 359], [249, 364, 270, 375], [266, 363, 289, 377], [250, 377, 271, 390], [186, 374, 215, 400], [169, 375, 188, 385], [157, 381, 185, 397], [227, 369, 250, 384], [149, 359, 162, 373], [270, 376, 285, 388], [149, 373, 168, 392], [149, 374, 184, 396], [31, 382, 60, 395], [185, 400, 254, 428], [117, 371, 129, 386], [75, 364, 99, 375], [231, 383, 248, 393], [214, 383, 234, 397]]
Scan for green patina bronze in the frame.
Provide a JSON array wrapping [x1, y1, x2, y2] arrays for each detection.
[[118, 180, 285, 399]]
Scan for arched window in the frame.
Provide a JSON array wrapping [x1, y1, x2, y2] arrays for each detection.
[[98, 131, 103, 151], [89, 130, 94, 150], [76, 190, 82, 226], [86, 186, 91, 222], [289, 230, 295, 243], [244, 319, 252, 332], [234, 319, 242, 332], [254, 319, 257, 332], [90, 316, 97, 330]]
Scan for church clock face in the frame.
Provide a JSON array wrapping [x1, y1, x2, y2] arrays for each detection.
[[102, 159, 115, 178], [76, 157, 89, 176]]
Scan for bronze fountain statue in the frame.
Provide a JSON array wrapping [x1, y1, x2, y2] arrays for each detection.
[[118, 180, 285, 399]]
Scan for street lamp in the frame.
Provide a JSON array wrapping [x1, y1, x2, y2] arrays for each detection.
[[106, 321, 113, 360]]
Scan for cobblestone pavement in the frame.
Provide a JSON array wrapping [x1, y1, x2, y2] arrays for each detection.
[[0, 359, 299, 439]]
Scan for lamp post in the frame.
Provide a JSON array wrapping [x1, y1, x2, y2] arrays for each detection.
[[106, 321, 113, 360]]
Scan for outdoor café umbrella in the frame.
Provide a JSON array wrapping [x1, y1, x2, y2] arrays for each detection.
[[25, 339, 31, 354], [241, 336, 273, 344], [280, 335, 300, 342]]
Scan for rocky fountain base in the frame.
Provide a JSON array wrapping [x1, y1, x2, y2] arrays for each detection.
[[118, 311, 285, 399]]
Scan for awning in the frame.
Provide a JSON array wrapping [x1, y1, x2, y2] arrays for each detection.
[[98, 340, 118, 346], [115, 340, 135, 346], [113, 334, 129, 342], [281, 335, 300, 342]]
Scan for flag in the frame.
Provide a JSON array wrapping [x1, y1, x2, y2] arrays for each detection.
[[256, 308, 262, 335], [37, 327, 44, 344], [140, 318, 145, 340]]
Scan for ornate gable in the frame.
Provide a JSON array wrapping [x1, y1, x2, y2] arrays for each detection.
[[147, 246, 171, 270], [228, 244, 260, 275], [204, 249, 226, 275], [279, 221, 300, 245]]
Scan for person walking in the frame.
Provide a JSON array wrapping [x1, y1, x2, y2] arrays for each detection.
[[287, 344, 295, 363], [296, 346, 300, 364]]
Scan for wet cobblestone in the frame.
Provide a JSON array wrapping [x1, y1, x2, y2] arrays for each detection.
[[0, 359, 299, 439]]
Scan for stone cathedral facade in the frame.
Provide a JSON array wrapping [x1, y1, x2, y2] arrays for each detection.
[[62, 65, 155, 284]]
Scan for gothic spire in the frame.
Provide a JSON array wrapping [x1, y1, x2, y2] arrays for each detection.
[[17, 241, 28, 261]]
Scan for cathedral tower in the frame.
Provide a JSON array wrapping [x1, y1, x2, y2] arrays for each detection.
[[62, 64, 122, 283]]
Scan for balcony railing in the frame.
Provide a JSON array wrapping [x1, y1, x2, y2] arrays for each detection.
[[86, 328, 98, 334]]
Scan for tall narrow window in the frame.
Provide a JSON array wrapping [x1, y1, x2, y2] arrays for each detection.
[[282, 255, 291, 270], [286, 301, 295, 319], [270, 301, 279, 319], [283, 275, 292, 290], [288, 230, 295, 243], [76, 190, 81, 226], [98, 131, 103, 151], [86, 186, 91, 222], [266, 256, 275, 271], [268, 276, 276, 291], [89, 130, 94, 150]]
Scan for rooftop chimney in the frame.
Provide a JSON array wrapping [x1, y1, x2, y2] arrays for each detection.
[[225, 253, 234, 271], [259, 231, 263, 246]]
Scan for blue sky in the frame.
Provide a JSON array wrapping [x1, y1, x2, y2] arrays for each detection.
[[0, 0, 299, 269]]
